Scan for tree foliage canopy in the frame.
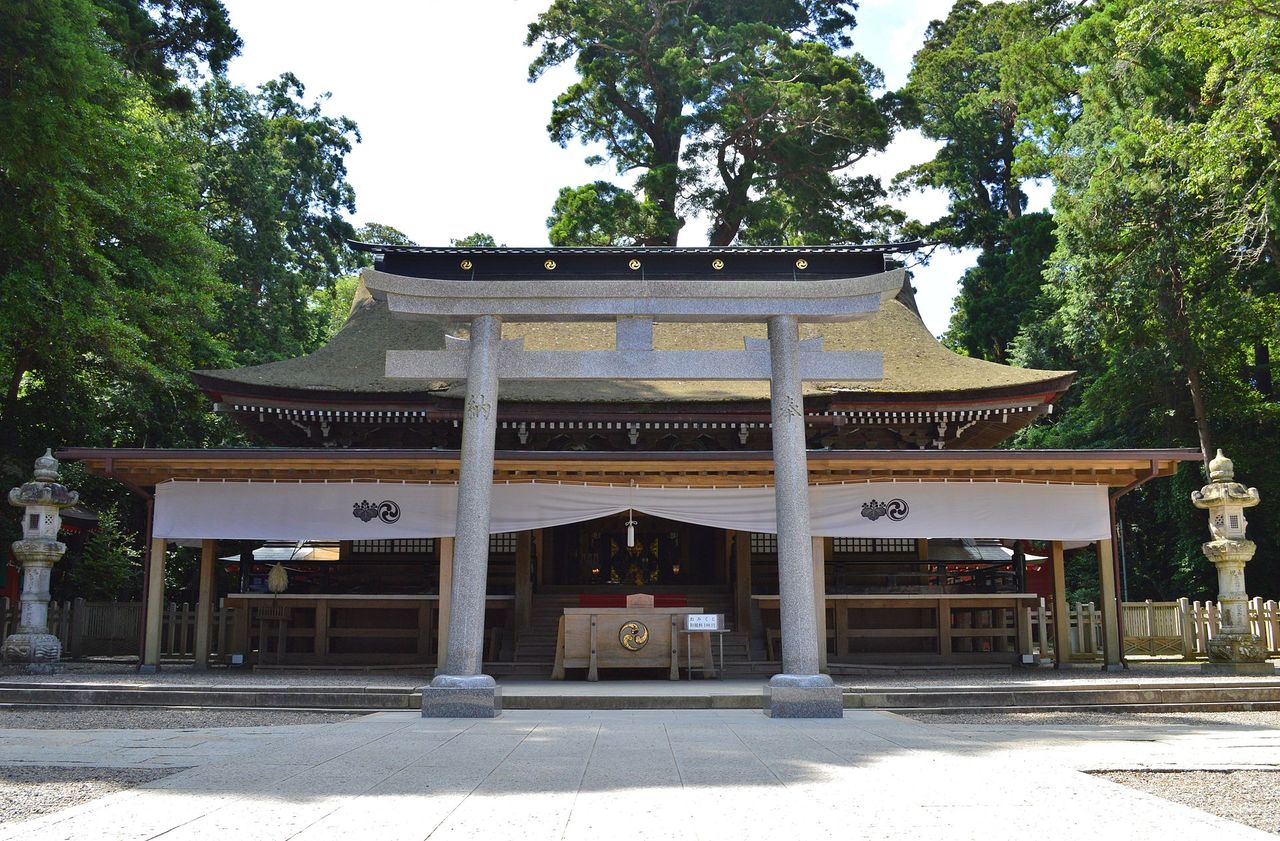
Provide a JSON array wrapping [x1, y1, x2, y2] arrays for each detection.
[[528, 0, 901, 245], [0, 0, 364, 595], [904, 0, 1280, 599]]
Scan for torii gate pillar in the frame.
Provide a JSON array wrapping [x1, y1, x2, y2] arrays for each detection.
[[420, 314, 503, 717], [764, 315, 842, 717]]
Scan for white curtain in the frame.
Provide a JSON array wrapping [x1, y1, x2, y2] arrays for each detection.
[[153, 479, 1110, 542]]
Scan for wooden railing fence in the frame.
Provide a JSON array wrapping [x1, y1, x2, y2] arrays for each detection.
[[1024, 597, 1280, 662], [1, 597, 236, 661], [6, 594, 1279, 664]]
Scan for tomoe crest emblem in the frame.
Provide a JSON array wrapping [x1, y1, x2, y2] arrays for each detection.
[[860, 498, 909, 522], [353, 499, 401, 524]]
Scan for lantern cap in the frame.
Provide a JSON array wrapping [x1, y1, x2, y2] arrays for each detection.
[[33, 449, 59, 482], [1208, 449, 1235, 483]]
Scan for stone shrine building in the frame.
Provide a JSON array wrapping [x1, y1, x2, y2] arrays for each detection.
[[61, 243, 1197, 713]]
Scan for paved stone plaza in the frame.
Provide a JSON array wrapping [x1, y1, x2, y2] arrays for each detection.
[[2, 708, 1278, 840]]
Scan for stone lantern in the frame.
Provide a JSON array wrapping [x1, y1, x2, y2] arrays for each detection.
[[1192, 450, 1272, 674], [2, 449, 79, 672]]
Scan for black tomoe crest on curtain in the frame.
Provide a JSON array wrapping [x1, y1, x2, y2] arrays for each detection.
[[353, 499, 401, 524], [860, 499, 909, 522]]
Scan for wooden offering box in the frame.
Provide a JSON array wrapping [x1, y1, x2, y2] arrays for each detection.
[[553, 604, 711, 680]]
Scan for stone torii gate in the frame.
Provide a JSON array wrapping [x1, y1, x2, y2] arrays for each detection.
[[363, 257, 905, 717]]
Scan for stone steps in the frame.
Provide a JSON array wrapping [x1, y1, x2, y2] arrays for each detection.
[[4, 678, 1280, 713]]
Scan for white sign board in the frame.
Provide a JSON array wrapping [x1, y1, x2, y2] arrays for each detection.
[[685, 614, 724, 631]]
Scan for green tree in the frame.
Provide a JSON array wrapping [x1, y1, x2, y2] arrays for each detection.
[[322, 222, 416, 337], [896, 0, 1078, 359], [61, 506, 143, 601], [0, 0, 227, 462], [97, 0, 241, 109], [528, 0, 898, 245], [1011, 0, 1280, 598], [450, 232, 502, 247], [188, 73, 360, 366], [547, 182, 649, 246], [943, 212, 1056, 361]]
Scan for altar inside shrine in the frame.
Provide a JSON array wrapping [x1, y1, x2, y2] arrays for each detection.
[[552, 594, 713, 680]]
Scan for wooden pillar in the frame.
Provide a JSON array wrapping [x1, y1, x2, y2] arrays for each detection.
[[733, 531, 751, 633], [534, 529, 545, 587], [812, 536, 828, 672], [1096, 538, 1123, 669], [514, 531, 532, 632], [193, 540, 216, 668], [437, 537, 454, 672], [141, 537, 166, 672], [1050, 540, 1072, 668]]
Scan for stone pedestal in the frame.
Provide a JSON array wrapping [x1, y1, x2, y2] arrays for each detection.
[[1192, 451, 1273, 675], [2, 451, 77, 673], [764, 674, 844, 718], [421, 674, 502, 718]]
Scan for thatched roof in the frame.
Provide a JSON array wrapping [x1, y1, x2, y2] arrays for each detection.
[[194, 278, 1072, 405]]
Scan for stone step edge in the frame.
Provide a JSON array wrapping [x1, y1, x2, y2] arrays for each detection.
[[898, 700, 1280, 714], [5, 695, 1280, 714], [5, 678, 1279, 694]]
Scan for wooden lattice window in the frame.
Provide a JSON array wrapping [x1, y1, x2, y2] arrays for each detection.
[[489, 532, 518, 554], [750, 533, 778, 554], [834, 537, 916, 554], [351, 538, 435, 554]]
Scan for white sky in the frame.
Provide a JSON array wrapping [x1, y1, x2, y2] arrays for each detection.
[[221, 0, 1046, 336]]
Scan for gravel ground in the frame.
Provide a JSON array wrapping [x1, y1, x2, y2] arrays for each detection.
[[0, 765, 177, 826], [905, 710, 1280, 728], [0, 708, 358, 730], [1094, 770, 1280, 835]]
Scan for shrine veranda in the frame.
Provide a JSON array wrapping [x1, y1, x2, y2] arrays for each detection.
[[53, 243, 1204, 715]]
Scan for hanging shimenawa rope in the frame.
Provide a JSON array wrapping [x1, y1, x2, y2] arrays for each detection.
[[267, 563, 289, 594]]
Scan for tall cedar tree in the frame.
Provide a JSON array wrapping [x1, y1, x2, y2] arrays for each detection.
[[896, 0, 1077, 361], [528, 0, 902, 245]]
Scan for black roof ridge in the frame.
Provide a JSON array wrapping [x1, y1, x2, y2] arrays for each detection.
[[347, 240, 924, 256]]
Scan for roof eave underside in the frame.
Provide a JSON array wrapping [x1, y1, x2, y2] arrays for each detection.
[[347, 241, 925, 256], [61, 447, 1200, 489], [191, 371, 1075, 414]]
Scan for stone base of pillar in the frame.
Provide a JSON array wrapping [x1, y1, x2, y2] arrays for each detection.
[[1, 632, 61, 672], [1, 660, 63, 676], [138, 664, 160, 675], [1201, 661, 1275, 675], [1207, 632, 1269, 664], [1203, 633, 1273, 674], [763, 674, 843, 718], [1100, 663, 1125, 673], [421, 674, 502, 718]]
